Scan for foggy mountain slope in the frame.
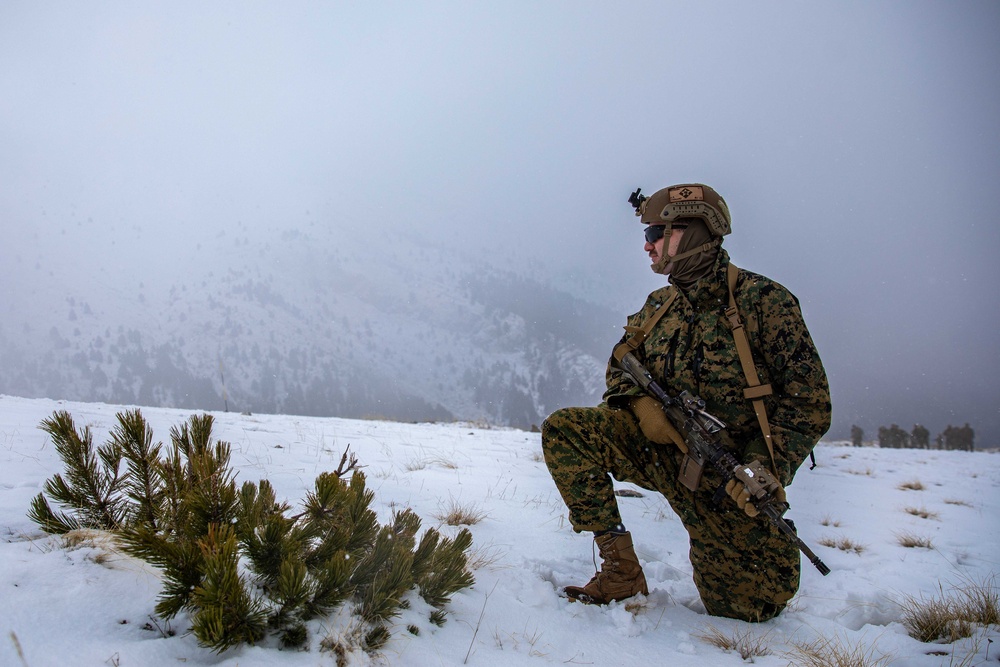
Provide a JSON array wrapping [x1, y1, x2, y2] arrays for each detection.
[[0, 218, 615, 427]]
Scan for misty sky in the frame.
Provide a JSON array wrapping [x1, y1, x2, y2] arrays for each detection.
[[2, 2, 999, 442]]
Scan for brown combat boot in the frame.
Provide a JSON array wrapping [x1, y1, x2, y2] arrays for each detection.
[[565, 531, 648, 604]]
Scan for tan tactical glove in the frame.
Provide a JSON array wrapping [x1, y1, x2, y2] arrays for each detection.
[[724, 460, 786, 517], [629, 396, 688, 453]]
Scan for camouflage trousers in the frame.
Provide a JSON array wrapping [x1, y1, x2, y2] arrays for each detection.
[[542, 404, 800, 622]]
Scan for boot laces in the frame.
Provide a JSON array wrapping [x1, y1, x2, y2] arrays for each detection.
[[592, 536, 621, 574]]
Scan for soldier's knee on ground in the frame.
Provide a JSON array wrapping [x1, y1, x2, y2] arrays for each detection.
[[689, 520, 801, 624], [695, 558, 796, 622], [701, 595, 788, 623]]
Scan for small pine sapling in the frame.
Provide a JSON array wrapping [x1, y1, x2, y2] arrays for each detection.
[[29, 410, 477, 656], [28, 411, 130, 533]]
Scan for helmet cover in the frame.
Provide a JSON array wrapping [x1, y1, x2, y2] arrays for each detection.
[[633, 183, 731, 237]]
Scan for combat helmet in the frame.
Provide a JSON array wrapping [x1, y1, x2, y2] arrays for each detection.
[[629, 183, 732, 237]]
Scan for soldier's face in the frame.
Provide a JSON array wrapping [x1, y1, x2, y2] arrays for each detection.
[[646, 226, 684, 267]]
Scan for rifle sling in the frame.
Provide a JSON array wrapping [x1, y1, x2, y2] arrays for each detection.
[[612, 288, 678, 365], [725, 262, 780, 477]]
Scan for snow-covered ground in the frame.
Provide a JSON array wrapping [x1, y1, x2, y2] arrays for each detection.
[[1, 395, 997, 666]]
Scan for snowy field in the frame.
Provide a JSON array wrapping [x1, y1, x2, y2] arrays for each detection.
[[1, 394, 998, 666]]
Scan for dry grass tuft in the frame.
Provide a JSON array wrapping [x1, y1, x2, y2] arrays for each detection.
[[61, 528, 123, 567], [944, 498, 974, 508], [404, 454, 458, 472], [903, 506, 940, 520], [895, 531, 934, 549], [319, 621, 363, 667], [62, 527, 114, 549], [403, 458, 428, 472], [847, 467, 874, 476], [819, 515, 842, 528], [491, 624, 547, 657], [429, 455, 459, 470], [466, 542, 506, 570], [695, 623, 773, 660], [784, 633, 893, 667], [953, 573, 1000, 627], [897, 479, 925, 491], [818, 535, 867, 555], [433, 499, 487, 526], [899, 590, 973, 644], [898, 574, 999, 643]]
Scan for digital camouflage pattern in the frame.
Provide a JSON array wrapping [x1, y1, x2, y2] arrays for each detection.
[[542, 248, 831, 622], [605, 248, 830, 485]]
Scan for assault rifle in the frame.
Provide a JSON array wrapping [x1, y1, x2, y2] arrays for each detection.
[[617, 350, 831, 576]]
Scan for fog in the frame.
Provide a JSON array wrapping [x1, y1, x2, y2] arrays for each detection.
[[2, 2, 998, 444]]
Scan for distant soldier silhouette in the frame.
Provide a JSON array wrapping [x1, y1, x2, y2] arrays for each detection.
[[911, 424, 929, 450], [960, 423, 975, 451], [942, 425, 957, 450], [881, 424, 909, 449], [850, 424, 864, 448]]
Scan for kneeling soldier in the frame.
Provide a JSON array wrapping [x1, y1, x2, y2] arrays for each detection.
[[542, 183, 831, 622]]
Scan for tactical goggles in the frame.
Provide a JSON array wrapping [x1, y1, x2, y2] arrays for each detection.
[[644, 225, 665, 243], [643, 222, 687, 244]]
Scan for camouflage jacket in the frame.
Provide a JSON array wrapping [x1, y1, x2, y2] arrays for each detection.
[[604, 249, 831, 485]]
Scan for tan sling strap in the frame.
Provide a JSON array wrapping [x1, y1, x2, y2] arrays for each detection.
[[725, 262, 780, 476], [612, 288, 679, 365]]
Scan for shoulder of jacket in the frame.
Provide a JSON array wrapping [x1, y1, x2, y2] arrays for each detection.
[[648, 284, 675, 305], [628, 285, 675, 318], [636, 285, 674, 315], [732, 265, 798, 305]]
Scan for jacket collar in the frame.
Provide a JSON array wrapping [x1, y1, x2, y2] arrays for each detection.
[[671, 247, 731, 310]]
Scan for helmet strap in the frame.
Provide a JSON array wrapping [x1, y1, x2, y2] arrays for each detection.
[[666, 238, 721, 265], [651, 237, 722, 275]]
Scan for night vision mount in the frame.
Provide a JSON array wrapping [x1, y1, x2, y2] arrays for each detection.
[[628, 187, 647, 214]]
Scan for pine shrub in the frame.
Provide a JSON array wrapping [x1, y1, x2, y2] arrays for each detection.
[[29, 409, 476, 654], [28, 411, 131, 532]]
